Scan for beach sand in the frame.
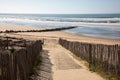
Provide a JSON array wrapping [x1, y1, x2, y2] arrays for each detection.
[[0, 24, 119, 80], [0, 24, 119, 45], [0, 24, 45, 31]]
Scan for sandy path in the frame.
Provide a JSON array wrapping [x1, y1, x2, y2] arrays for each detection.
[[34, 39, 105, 80], [31, 50, 53, 80]]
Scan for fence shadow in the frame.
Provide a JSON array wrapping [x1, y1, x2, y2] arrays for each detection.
[[32, 50, 53, 80]]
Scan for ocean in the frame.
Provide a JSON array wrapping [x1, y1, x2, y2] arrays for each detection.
[[0, 14, 120, 39]]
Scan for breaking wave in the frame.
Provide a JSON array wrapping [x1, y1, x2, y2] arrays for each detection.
[[0, 14, 120, 39]]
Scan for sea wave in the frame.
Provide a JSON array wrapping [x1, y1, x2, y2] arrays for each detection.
[[0, 15, 120, 23], [0, 16, 120, 31], [0, 14, 120, 39]]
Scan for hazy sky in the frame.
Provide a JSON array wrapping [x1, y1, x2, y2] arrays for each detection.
[[0, 0, 120, 14]]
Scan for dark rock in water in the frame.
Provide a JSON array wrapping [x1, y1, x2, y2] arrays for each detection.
[[1, 26, 77, 33]]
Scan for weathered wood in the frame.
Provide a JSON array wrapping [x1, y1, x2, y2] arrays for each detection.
[[59, 38, 120, 76], [0, 40, 43, 80], [0, 36, 33, 50]]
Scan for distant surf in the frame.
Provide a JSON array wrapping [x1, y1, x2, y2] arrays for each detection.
[[0, 14, 120, 39]]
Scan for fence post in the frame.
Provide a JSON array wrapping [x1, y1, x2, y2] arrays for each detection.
[[118, 48, 120, 76], [88, 44, 92, 69]]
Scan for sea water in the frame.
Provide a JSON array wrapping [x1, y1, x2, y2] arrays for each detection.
[[0, 14, 120, 39]]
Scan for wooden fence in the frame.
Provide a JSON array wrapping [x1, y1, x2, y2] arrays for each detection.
[[0, 36, 31, 50], [59, 39, 120, 76], [0, 40, 43, 80]]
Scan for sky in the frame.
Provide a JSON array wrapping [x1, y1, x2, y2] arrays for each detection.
[[0, 0, 120, 14]]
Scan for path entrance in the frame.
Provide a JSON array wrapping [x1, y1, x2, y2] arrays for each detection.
[[34, 39, 105, 80]]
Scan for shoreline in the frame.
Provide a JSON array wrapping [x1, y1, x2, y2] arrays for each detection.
[[0, 24, 120, 45], [1, 23, 120, 40], [76, 33, 120, 41]]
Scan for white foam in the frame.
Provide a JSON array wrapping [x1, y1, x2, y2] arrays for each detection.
[[0, 16, 120, 31]]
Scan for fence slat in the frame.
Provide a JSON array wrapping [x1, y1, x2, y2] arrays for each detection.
[[59, 38, 120, 76], [0, 40, 42, 80]]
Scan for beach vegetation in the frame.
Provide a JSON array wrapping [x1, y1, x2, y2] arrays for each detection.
[[9, 47, 15, 53], [29, 53, 42, 79], [89, 63, 120, 80]]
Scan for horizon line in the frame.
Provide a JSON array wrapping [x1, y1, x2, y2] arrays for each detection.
[[0, 13, 120, 15]]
